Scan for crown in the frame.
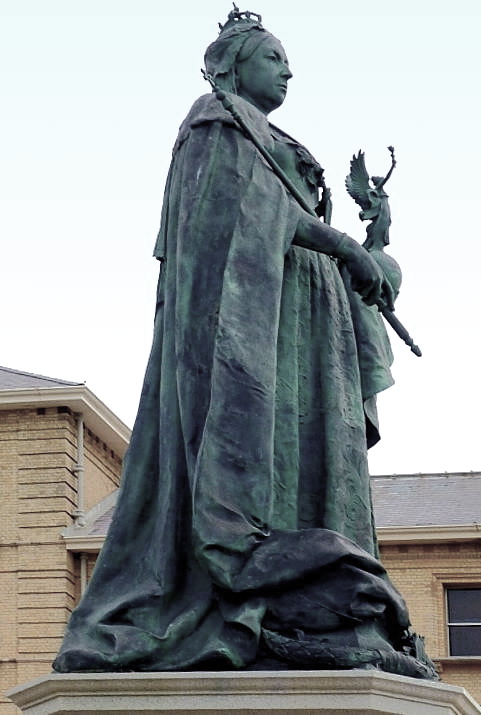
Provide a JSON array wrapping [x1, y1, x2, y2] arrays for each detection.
[[218, 3, 262, 32]]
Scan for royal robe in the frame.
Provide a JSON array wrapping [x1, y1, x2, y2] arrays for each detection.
[[54, 94, 414, 673]]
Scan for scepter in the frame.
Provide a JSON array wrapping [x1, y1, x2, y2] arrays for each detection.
[[202, 71, 421, 357]]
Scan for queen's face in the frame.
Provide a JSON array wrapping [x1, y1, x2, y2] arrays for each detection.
[[236, 36, 293, 115]]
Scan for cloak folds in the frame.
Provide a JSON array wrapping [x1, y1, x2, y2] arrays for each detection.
[[54, 94, 412, 673]]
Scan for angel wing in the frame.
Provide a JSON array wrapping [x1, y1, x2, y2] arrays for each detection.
[[345, 151, 376, 211]]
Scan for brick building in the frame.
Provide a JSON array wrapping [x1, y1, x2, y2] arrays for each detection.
[[2, 367, 480, 712], [374, 472, 481, 700], [0, 367, 130, 714]]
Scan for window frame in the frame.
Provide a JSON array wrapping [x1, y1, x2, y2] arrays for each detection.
[[445, 585, 481, 657]]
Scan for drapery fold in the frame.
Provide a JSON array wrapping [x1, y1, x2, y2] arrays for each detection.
[[54, 94, 406, 674]]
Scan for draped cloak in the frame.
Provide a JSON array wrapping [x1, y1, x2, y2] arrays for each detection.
[[54, 94, 411, 673]]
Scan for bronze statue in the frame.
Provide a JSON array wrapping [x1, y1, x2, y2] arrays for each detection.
[[346, 147, 396, 252], [54, 6, 434, 678], [346, 148, 422, 355]]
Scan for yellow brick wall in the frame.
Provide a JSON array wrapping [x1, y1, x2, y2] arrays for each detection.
[[0, 406, 123, 715], [83, 425, 122, 512], [380, 540, 481, 703]]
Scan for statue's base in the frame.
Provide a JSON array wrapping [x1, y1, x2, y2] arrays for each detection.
[[7, 669, 481, 715]]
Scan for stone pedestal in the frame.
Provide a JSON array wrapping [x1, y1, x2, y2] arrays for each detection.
[[7, 670, 481, 715]]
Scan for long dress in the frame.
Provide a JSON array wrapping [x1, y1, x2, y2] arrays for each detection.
[[53, 93, 423, 674]]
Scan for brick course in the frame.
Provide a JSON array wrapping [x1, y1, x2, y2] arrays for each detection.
[[0, 406, 122, 714]]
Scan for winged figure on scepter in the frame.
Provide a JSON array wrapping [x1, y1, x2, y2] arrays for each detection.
[[345, 146, 402, 301]]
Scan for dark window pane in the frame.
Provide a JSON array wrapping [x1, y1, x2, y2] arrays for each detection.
[[449, 626, 481, 656], [447, 589, 481, 623]]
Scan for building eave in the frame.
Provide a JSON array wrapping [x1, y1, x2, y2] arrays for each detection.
[[64, 522, 481, 555], [63, 535, 106, 553], [377, 523, 481, 544], [0, 386, 131, 457]]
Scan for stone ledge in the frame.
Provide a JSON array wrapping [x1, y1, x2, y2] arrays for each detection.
[[7, 669, 481, 715]]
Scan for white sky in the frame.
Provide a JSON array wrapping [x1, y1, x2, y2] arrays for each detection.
[[1, 0, 480, 476]]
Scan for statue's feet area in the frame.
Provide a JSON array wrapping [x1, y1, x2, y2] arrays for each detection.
[[260, 623, 439, 681]]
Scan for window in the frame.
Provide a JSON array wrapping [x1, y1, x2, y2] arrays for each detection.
[[446, 587, 481, 656]]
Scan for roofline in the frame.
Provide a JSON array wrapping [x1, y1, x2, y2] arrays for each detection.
[[372, 471, 481, 479], [0, 386, 131, 457], [0, 365, 82, 387], [377, 523, 481, 544], [63, 535, 106, 553], [63, 523, 481, 554]]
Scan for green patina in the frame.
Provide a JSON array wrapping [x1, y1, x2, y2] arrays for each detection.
[[54, 8, 435, 679]]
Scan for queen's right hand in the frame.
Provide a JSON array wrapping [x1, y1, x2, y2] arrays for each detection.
[[339, 237, 395, 310]]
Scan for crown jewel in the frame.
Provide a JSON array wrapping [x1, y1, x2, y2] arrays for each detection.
[[218, 3, 262, 32]]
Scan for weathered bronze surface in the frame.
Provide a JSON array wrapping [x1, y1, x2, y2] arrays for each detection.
[[346, 148, 422, 356], [54, 7, 435, 678]]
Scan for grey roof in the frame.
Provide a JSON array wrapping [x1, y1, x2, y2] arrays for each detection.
[[372, 472, 481, 527], [0, 366, 83, 390], [63, 491, 118, 539], [89, 505, 116, 535], [66, 472, 481, 540]]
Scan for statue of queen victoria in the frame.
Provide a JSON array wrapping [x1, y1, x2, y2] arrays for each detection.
[[54, 7, 436, 679]]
